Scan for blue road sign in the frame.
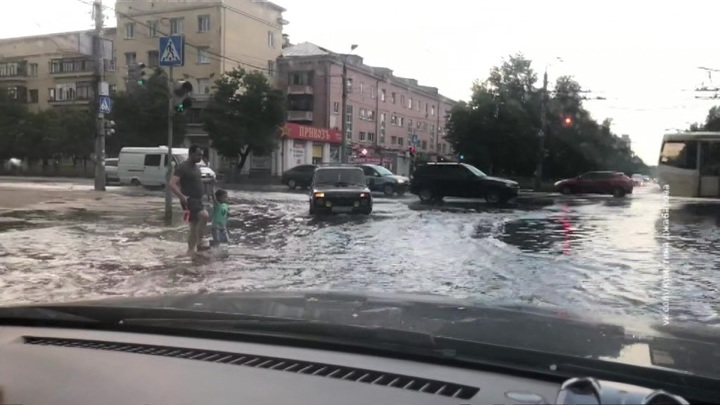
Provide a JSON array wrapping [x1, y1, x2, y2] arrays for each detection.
[[98, 95, 112, 114], [159, 35, 184, 67], [411, 134, 419, 145]]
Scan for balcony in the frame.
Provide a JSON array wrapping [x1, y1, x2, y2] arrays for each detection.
[[288, 110, 313, 122], [49, 58, 96, 76], [0, 61, 28, 83], [287, 85, 313, 95]]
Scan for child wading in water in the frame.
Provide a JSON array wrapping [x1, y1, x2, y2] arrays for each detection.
[[210, 188, 230, 247]]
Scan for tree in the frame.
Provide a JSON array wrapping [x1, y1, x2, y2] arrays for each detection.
[[446, 56, 647, 181], [204, 68, 286, 177], [107, 68, 186, 156], [0, 88, 29, 160], [688, 105, 720, 132]]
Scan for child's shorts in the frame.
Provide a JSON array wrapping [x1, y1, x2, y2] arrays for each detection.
[[211, 227, 229, 244]]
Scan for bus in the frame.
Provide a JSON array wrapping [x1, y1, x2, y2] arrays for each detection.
[[657, 132, 720, 197]]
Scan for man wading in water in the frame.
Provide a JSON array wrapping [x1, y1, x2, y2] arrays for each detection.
[[169, 144, 210, 257]]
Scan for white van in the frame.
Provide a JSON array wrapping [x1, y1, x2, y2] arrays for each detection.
[[118, 146, 216, 187]]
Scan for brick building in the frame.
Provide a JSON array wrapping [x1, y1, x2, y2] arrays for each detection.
[[277, 42, 455, 175]]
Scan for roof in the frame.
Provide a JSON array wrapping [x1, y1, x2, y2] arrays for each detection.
[[282, 42, 332, 57]]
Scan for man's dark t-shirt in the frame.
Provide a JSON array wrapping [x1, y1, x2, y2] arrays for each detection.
[[174, 160, 204, 199]]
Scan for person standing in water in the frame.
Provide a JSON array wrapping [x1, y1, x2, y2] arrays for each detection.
[[169, 144, 210, 256]]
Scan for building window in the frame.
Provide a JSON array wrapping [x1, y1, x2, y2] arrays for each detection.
[[345, 105, 353, 139], [401, 95, 405, 106], [147, 51, 159, 67], [333, 102, 339, 114], [29, 89, 38, 103], [125, 23, 135, 39], [170, 18, 184, 35], [381, 89, 386, 102], [267, 60, 275, 76], [359, 131, 367, 141], [371, 86, 376, 99], [422, 140, 427, 150], [198, 15, 210, 32], [359, 83, 364, 94], [48, 88, 55, 101], [391, 92, 396, 104], [197, 78, 210, 94], [431, 105, 435, 116], [391, 136, 397, 145], [125, 52, 136, 65], [197, 47, 210, 64], [147, 20, 158, 37], [368, 132, 375, 142], [346, 78, 353, 93], [398, 137, 404, 146], [407, 97, 412, 109], [267, 31, 275, 48]]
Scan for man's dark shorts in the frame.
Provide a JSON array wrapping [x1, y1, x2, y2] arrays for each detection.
[[184, 198, 206, 223]]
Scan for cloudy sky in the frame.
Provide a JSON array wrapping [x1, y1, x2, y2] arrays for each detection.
[[3, 0, 719, 164]]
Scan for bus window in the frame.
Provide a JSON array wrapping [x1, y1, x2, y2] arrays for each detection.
[[659, 141, 698, 170]]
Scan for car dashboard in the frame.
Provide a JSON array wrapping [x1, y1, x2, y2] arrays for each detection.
[[0, 326, 693, 405]]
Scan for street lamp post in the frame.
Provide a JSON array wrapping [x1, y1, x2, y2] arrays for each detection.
[[534, 69, 548, 191], [534, 57, 562, 191], [340, 44, 358, 163]]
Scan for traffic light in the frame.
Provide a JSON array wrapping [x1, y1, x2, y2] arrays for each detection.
[[173, 80, 193, 113], [104, 120, 115, 137], [128, 63, 146, 88], [409, 146, 416, 157], [562, 115, 573, 127]]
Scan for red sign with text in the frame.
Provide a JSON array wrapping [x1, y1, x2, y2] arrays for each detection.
[[282, 123, 342, 144]]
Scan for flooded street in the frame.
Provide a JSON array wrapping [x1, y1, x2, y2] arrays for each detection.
[[1, 178, 719, 326]]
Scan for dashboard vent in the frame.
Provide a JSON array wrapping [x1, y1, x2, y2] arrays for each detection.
[[24, 336, 479, 400]]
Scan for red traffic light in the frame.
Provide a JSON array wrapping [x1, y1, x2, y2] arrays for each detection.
[[409, 146, 416, 155], [562, 115, 573, 127]]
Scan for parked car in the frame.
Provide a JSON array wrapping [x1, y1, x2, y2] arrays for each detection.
[[356, 164, 409, 196], [105, 158, 119, 184], [281, 164, 317, 189], [309, 166, 372, 215], [409, 162, 519, 204], [554, 171, 634, 197]]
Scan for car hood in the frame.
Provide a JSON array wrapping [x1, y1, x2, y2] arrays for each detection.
[[388, 175, 410, 182], [482, 176, 518, 186], [312, 186, 369, 193], [26, 290, 720, 381]]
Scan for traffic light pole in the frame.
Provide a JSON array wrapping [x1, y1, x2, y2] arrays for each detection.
[[165, 66, 174, 223], [534, 70, 548, 191], [93, 0, 106, 192]]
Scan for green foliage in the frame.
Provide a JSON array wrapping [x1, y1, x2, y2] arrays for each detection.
[[0, 88, 95, 161], [203, 67, 286, 171], [107, 67, 186, 156], [446, 54, 648, 179], [688, 105, 720, 132]]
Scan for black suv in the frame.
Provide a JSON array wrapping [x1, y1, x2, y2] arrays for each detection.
[[409, 162, 519, 204], [309, 166, 373, 215]]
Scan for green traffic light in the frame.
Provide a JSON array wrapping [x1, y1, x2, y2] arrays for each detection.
[[175, 104, 184, 113]]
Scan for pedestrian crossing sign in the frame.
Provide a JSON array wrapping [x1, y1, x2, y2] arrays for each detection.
[[159, 35, 184, 67], [98, 95, 112, 114]]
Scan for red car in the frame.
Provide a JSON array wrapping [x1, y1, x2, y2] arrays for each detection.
[[553, 171, 634, 197]]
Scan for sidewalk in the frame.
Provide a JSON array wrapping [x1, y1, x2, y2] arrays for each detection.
[[0, 184, 160, 215]]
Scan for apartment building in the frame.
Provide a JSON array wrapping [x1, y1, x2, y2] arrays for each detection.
[[276, 41, 455, 174], [114, 0, 287, 170], [0, 29, 116, 113]]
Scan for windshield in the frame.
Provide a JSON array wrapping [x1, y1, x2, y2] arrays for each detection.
[[2, 1, 719, 391], [462, 163, 486, 177], [314, 169, 365, 185], [371, 165, 394, 176]]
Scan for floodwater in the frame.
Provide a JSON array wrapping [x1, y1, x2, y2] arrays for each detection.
[[0, 182, 718, 326]]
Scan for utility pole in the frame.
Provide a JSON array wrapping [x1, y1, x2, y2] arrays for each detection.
[[340, 44, 358, 163], [340, 58, 348, 163], [534, 69, 548, 191], [93, 0, 106, 191], [165, 66, 174, 223]]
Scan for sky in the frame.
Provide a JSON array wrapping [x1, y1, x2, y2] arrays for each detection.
[[2, 0, 720, 165]]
